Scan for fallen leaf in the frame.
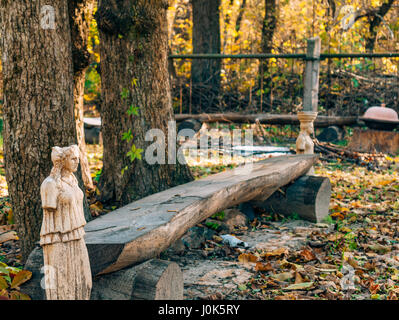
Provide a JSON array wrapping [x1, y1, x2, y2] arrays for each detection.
[[294, 271, 304, 284], [8, 291, 31, 300], [327, 233, 344, 242], [300, 248, 316, 261], [238, 253, 258, 264], [0, 289, 9, 300], [238, 284, 247, 291], [366, 244, 391, 254], [0, 276, 9, 290], [0, 231, 18, 244], [255, 262, 273, 272], [10, 270, 32, 289], [271, 271, 295, 282], [283, 282, 314, 291], [261, 247, 288, 259], [369, 282, 380, 295]]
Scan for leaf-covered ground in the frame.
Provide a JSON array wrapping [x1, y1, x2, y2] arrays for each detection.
[[0, 127, 398, 300]]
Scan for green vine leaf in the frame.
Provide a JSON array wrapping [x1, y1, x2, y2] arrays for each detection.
[[127, 144, 144, 162], [127, 105, 139, 116], [121, 88, 130, 99], [122, 129, 133, 142], [121, 165, 128, 176]]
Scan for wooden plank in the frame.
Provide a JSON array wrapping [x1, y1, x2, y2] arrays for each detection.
[[303, 37, 321, 112], [84, 154, 318, 275], [174, 113, 357, 128]]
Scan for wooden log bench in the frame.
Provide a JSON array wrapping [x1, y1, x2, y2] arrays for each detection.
[[22, 154, 318, 300]]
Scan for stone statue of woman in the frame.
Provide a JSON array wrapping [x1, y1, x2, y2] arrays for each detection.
[[40, 145, 92, 300], [296, 112, 317, 155], [296, 121, 314, 154]]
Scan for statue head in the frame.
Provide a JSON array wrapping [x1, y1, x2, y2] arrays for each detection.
[[49, 145, 80, 192], [300, 121, 314, 135], [51, 145, 80, 173]]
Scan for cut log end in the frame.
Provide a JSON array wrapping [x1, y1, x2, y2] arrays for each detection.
[[348, 128, 399, 155], [251, 175, 331, 223], [132, 259, 183, 300]]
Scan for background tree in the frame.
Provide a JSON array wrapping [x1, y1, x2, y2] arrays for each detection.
[[0, 1, 82, 261], [191, 0, 221, 107], [258, 0, 277, 96], [95, 0, 193, 206], [68, 0, 96, 190], [346, 0, 396, 53]]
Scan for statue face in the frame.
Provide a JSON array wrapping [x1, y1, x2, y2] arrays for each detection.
[[64, 152, 79, 173], [308, 123, 314, 134]]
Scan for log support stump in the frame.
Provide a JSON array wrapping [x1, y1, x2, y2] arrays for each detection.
[[348, 128, 399, 155], [21, 247, 183, 300], [250, 175, 331, 223]]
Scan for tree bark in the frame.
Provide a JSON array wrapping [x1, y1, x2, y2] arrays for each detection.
[[95, 0, 193, 206], [258, 0, 277, 88], [0, 1, 79, 261], [191, 0, 221, 93], [68, 0, 96, 190]]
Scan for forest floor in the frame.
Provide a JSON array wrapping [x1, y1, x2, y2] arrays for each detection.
[[0, 126, 399, 300]]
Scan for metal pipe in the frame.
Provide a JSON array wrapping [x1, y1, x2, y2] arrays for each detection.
[[169, 53, 399, 60]]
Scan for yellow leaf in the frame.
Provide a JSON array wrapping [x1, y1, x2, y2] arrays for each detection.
[[238, 253, 258, 263], [340, 227, 352, 233], [377, 179, 395, 186], [10, 270, 32, 289], [0, 276, 8, 290]]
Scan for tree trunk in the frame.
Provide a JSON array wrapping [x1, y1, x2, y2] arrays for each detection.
[[95, 0, 193, 206], [234, 0, 247, 43], [365, 0, 395, 53], [191, 0, 221, 101], [258, 0, 277, 91], [0, 1, 79, 261], [68, 0, 95, 190]]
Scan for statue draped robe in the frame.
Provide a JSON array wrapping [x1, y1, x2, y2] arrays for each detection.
[[40, 176, 92, 300]]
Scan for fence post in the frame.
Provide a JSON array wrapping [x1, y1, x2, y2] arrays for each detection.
[[296, 37, 320, 173], [303, 37, 321, 112]]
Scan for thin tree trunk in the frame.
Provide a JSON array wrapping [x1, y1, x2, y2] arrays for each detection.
[[68, 0, 95, 190], [258, 0, 277, 109], [365, 0, 395, 53], [95, 0, 193, 206], [191, 0, 221, 99], [0, 1, 79, 261], [234, 0, 247, 44]]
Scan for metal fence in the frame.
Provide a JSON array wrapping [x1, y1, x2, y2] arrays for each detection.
[[169, 52, 399, 117]]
